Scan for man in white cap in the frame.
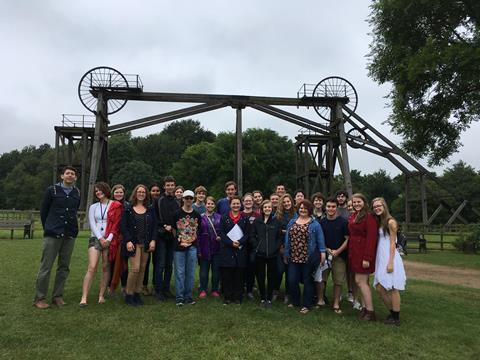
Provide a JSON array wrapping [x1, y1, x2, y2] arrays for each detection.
[[172, 190, 202, 306]]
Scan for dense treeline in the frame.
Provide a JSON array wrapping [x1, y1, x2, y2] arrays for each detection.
[[1, 120, 479, 223]]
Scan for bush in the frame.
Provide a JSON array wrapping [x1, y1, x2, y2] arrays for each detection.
[[453, 226, 480, 253]]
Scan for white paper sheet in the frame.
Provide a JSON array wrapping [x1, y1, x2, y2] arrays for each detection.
[[227, 224, 244, 241]]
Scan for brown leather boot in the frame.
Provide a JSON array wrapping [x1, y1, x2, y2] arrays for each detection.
[[33, 300, 50, 309], [52, 297, 66, 307], [360, 310, 376, 321], [357, 307, 367, 319]]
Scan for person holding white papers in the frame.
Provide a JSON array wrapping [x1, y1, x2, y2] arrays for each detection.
[[218, 196, 249, 304]]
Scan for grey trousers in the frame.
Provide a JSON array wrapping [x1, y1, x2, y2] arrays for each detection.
[[34, 236, 76, 302]]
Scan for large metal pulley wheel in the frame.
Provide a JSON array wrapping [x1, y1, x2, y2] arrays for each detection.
[[78, 66, 128, 115], [347, 128, 367, 148], [312, 76, 358, 121]]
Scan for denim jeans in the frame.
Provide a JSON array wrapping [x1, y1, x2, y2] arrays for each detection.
[[199, 254, 220, 292], [174, 246, 197, 302], [288, 253, 320, 308], [153, 235, 174, 295]]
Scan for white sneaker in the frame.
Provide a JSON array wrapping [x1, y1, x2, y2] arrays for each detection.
[[353, 300, 362, 310], [347, 292, 354, 303]]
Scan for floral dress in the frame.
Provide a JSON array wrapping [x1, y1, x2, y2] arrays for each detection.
[[289, 222, 309, 263]]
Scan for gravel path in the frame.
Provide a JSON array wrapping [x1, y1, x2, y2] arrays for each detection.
[[403, 260, 480, 289]]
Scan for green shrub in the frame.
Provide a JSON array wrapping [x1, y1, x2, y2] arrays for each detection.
[[453, 226, 480, 253]]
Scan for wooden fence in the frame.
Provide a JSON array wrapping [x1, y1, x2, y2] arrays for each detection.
[[401, 223, 476, 251]]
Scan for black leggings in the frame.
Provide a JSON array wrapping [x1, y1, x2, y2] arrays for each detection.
[[255, 257, 278, 301]]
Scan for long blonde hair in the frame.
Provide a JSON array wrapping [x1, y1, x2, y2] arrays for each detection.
[[372, 197, 394, 234], [277, 194, 295, 220]]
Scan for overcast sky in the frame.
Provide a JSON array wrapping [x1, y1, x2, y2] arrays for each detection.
[[1, 0, 479, 176]]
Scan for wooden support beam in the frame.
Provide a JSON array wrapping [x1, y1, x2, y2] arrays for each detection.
[[405, 176, 411, 225], [67, 137, 73, 165], [86, 94, 107, 212], [235, 108, 243, 196], [420, 174, 428, 224], [80, 131, 88, 210], [250, 104, 329, 135], [109, 103, 227, 135], [446, 200, 467, 226], [53, 131, 60, 184], [304, 139, 310, 195], [253, 104, 332, 133], [335, 103, 353, 198], [95, 89, 349, 108], [426, 204, 443, 225]]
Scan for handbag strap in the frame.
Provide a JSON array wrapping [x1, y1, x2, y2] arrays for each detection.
[[205, 214, 218, 238]]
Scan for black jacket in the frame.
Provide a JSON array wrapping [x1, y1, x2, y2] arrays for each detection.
[[40, 184, 81, 238], [121, 204, 157, 256], [156, 194, 180, 239], [218, 214, 249, 268], [250, 215, 283, 258]]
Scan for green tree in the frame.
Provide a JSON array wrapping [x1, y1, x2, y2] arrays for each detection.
[[171, 128, 296, 199], [242, 128, 296, 196], [362, 169, 402, 206], [134, 119, 216, 178], [110, 160, 157, 196], [367, 0, 480, 165], [108, 132, 138, 179], [2, 145, 53, 209]]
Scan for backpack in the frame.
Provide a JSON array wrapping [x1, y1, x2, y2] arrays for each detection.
[[396, 230, 407, 255]]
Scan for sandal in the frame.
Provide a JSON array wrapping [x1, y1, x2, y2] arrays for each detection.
[[315, 301, 326, 309], [333, 307, 342, 314], [300, 307, 309, 314]]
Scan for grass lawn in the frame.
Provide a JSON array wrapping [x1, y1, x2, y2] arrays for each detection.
[[1, 234, 479, 359], [406, 251, 480, 270]]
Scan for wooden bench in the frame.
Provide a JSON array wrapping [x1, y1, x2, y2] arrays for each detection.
[[404, 232, 427, 254], [0, 219, 35, 239]]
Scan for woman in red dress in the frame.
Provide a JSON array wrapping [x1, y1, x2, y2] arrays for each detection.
[[348, 193, 378, 321]]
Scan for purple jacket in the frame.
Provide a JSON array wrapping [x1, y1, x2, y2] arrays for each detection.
[[198, 213, 221, 260]]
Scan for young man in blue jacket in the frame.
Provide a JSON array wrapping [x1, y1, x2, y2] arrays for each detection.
[[33, 166, 81, 309]]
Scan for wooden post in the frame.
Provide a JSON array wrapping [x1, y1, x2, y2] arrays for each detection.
[[86, 93, 107, 212], [440, 227, 444, 251], [405, 175, 411, 230], [80, 131, 88, 210], [304, 138, 310, 195], [67, 137, 73, 165], [420, 174, 428, 225], [335, 102, 353, 198], [235, 108, 243, 195], [53, 131, 60, 184]]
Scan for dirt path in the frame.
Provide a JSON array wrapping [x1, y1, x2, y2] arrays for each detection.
[[403, 260, 480, 289]]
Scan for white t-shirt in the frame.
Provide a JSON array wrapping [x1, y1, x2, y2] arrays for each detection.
[[88, 201, 113, 241]]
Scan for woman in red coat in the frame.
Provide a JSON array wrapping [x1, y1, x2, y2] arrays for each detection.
[[348, 193, 378, 321]]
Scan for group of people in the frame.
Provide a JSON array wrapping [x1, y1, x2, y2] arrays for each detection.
[[33, 166, 406, 326]]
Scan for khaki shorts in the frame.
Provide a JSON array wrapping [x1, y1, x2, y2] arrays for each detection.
[[322, 256, 346, 285]]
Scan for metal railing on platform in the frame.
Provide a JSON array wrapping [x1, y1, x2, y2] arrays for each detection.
[[61, 114, 96, 128]]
